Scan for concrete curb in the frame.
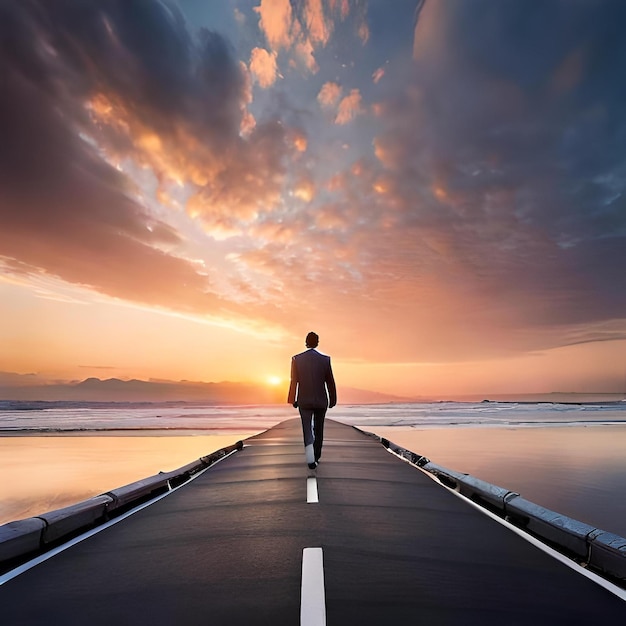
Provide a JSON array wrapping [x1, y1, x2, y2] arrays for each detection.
[[38, 495, 113, 545], [0, 518, 46, 563], [0, 440, 243, 573], [369, 430, 626, 586]]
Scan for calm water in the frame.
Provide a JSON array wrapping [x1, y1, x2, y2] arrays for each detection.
[[376, 425, 626, 537], [1, 401, 625, 536]]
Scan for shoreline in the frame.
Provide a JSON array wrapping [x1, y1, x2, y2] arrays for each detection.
[[2, 419, 625, 438], [0, 427, 260, 437]]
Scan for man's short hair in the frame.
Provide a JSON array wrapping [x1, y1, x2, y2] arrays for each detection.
[[306, 331, 319, 348]]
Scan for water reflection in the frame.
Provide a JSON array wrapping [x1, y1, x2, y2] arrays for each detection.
[[375, 425, 626, 537], [0, 433, 256, 524]]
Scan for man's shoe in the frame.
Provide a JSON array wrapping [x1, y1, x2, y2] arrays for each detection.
[[308, 462, 318, 470]]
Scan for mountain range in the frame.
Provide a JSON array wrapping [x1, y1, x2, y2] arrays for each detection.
[[0, 373, 408, 405]]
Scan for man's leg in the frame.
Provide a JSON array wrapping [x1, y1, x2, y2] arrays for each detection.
[[312, 408, 327, 462], [298, 407, 316, 465]]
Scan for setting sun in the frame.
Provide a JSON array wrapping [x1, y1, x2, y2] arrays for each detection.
[[266, 376, 282, 386]]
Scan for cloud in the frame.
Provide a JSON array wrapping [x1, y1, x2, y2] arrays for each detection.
[[3, 0, 625, 371], [335, 89, 363, 124], [291, 129, 308, 152], [254, 0, 360, 75], [304, 0, 331, 46], [254, 0, 294, 51], [293, 176, 316, 202], [249, 47, 278, 87], [357, 20, 369, 44], [185, 120, 290, 231], [317, 81, 342, 108], [293, 36, 319, 73], [0, 0, 290, 322], [205, 1, 626, 364], [346, 0, 626, 357]]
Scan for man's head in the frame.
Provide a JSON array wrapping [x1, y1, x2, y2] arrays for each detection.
[[305, 331, 319, 348]]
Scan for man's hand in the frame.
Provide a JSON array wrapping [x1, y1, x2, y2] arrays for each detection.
[[329, 401, 336, 408], [292, 401, 298, 408]]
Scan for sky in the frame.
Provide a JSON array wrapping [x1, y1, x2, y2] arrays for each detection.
[[1, 0, 625, 398]]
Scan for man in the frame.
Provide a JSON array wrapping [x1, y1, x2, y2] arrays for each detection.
[[288, 331, 337, 469]]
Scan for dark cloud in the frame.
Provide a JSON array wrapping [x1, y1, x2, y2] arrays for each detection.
[[352, 0, 626, 343], [229, 0, 626, 361], [0, 0, 281, 317]]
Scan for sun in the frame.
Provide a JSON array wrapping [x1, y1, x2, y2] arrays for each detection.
[[266, 375, 282, 386]]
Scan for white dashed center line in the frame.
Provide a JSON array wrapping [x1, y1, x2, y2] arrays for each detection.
[[301, 547, 326, 626], [307, 477, 319, 503]]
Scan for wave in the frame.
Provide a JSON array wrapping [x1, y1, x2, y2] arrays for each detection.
[[1, 400, 626, 433]]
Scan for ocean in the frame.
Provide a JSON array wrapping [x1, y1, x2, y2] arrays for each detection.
[[1, 400, 625, 537]]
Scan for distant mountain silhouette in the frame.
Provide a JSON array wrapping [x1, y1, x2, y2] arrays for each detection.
[[0, 374, 408, 405]]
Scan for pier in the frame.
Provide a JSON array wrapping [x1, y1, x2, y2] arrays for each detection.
[[1, 418, 625, 624]]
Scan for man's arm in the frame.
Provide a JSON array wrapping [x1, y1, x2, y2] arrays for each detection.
[[287, 356, 298, 406], [326, 359, 337, 408]]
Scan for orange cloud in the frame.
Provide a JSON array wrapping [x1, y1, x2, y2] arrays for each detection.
[[372, 67, 385, 83], [254, 0, 364, 76], [293, 177, 316, 202], [294, 37, 318, 73], [328, 0, 349, 20], [250, 220, 296, 244], [338, 0, 350, 20], [304, 0, 331, 46], [317, 81, 342, 108], [84, 69, 292, 234], [291, 129, 308, 152], [254, 0, 294, 51], [373, 135, 400, 169], [249, 47, 278, 88], [315, 204, 350, 231], [184, 121, 290, 232], [335, 89, 363, 124], [240, 110, 257, 136], [357, 20, 369, 44]]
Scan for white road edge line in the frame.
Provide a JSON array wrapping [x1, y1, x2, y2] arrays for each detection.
[[385, 447, 626, 602], [301, 547, 326, 626], [307, 477, 319, 503], [0, 448, 239, 587]]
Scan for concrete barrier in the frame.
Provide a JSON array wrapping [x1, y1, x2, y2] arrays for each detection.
[[380, 438, 429, 467], [419, 462, 467, 490], [105, 473, 175, 513], [420, 463, 518, 513], [0, 518, 45, 563], [161, 460, 206, 489], [504, 496, 597, 559], [588, 530, 626, 580], [38, 495, 113, 544], [456, 475, 519, 513]]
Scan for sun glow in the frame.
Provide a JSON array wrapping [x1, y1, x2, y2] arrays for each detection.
[[266, 375, 282, 386]]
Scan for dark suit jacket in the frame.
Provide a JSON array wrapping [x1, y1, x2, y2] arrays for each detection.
[[287, 349, 337, 409]]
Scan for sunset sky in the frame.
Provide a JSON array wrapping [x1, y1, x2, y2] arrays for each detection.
[[1, 0, 625, 398]]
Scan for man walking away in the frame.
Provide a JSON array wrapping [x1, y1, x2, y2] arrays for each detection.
[[288, 332, 337, 469]]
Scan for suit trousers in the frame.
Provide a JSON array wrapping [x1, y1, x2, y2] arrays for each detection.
[[298, 407, 326, 461]]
